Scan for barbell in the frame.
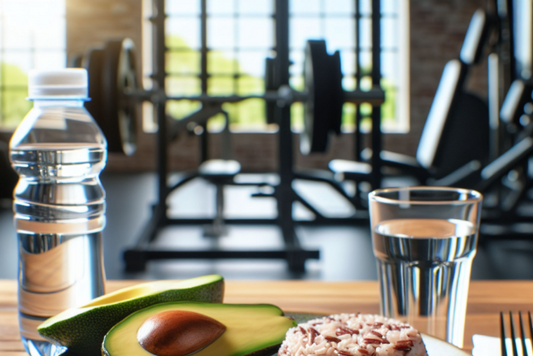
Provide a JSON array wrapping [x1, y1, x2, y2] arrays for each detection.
[[82, 38, 385, 155]]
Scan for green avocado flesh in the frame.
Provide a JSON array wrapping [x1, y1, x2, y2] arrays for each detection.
[[37, 275, 224, 356], [102, 302, 297, 356]]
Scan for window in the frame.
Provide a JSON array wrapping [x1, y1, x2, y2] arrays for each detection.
[[142, 0, 409, 133], [289, 0, 409, 133], [0, 0, 66, 130]]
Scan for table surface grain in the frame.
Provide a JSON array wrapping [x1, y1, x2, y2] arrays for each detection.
[[2, 279, 532, 355]]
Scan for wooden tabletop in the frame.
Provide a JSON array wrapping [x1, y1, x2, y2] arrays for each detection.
[[1, 279, 532, 355]]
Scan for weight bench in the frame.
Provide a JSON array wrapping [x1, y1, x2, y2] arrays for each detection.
[[122, 103, 320, 272], [198, 159, 241, 237], [330, 60, 490, 203], [329, 9, 493, 204]]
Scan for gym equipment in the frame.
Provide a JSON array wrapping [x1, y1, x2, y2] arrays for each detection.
[[330, 4, 533, 230], [301, 41, 343, 154], [330, 9, 493, 206], [80, 0, 533, 270], [79, 0, 385, 272], [84, 42, 383, 158], [84, 39, 137, 155], [97, 0, 385, 272], [0, 140, 17, 201]]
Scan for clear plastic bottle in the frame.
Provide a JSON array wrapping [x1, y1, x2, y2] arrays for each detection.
[[9, 69, 107, 356]]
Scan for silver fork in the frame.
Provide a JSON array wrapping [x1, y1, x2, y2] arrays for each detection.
[[500, 311, 533, 356]]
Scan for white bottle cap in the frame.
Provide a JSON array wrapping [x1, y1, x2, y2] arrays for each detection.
[[28, 68, 88, 99]]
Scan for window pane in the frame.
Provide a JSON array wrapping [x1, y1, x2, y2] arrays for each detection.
[[381, 85, 397, 121], [166, 76, 201, 96], [359, 0, 372, 16], [342, 103, 356, 127], [221, 102, 238, 124], [34, 18, 65, 49], [290, 0, 320, 14], [3, 89, 31, 128], [0, 0, 65, 129], [359, 51, 372, 75], [4, 15, 33, 49], [235, 98, 265, 126], [167, 51, 201, 74], [291, 102, 303, 131], [237, 0, 273, 15], [325, 17, 354, 49], [208, 76, 234, 95], [238, 18, 273, 48], [381, 17, 398, 49], [237, 76, 263, 95], [33, 0, 65, 15], [360, 75, 372, 91], [325, 0, 354, 14], [208, 51, 237, 74], [360, 18, 372, 49], [342, 76, 356, 91], [208, 18, 235, 48], [166, 18, 200, 49], [33, 51, 65, 70], [381, 0, 398, 15], [2, 0, 65, 49], [207, 0, 234, 15], [381, 51, 399, 86], [167, 100, 202, 120], [290, 75, 304, 91], [290, 17, 322, 49], [3, 54, 30, 85], [167, 0, 200, 15], [238, 51, 270, 76], [341, 51, 355, 76], [289, 50, 304, 77]]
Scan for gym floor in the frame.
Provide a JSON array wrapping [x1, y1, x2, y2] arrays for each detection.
[[0, 172, 532, 281]]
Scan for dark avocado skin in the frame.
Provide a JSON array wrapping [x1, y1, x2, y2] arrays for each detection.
[[38, 276, 224, 356], [247, 344, 281, 356]]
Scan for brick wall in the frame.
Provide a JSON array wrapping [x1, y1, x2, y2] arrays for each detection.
[[66, 0, 489, 172]]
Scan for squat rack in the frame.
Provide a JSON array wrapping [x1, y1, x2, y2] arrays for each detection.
[[123, 0, 384, 272]]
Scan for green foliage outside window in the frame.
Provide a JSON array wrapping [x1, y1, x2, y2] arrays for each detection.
[[165, 36, 398, 132], [0, 63, 31, 129]]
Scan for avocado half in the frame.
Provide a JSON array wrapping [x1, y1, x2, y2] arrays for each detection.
[[102, 302, 297, 356], [38, 275, 224, 356]]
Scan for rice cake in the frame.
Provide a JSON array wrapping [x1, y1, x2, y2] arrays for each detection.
[[277, 313, 428, 356]]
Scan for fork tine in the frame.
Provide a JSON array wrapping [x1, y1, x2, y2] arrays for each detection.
[[502, 312, 509, 356], [511, 312, 519, 356], [527, 311, 533, 356], [519, 312, 529, 356]]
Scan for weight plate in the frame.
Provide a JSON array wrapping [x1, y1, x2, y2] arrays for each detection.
[[102, 38, 138, 155], [264, 57, 277, 124], [329, 50, 344, 135], [301, 40, 334, 154], [84, 48, 105, 137]]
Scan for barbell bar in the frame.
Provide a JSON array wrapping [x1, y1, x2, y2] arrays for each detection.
[[83, 39, 385, 155], [122, 86, 384, 105]]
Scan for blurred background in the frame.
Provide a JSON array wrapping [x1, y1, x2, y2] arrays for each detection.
[[0, 0, 530, 281]]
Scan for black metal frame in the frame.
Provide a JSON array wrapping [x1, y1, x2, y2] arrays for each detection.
[[123, 0, 383, 272]]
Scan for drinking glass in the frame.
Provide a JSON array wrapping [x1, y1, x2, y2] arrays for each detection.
[[368, 186, 483, 348]]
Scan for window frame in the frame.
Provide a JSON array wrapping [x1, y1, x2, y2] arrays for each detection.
[[141, 0, 410, 134]]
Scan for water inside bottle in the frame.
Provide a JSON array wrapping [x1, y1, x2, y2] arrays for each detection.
[[11, 109, 107, 356]]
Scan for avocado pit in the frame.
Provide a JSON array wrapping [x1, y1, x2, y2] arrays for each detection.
[[137, 310, 226, 356]]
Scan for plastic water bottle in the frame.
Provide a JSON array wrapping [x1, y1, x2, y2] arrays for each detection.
[[10, 69, 107, 356]]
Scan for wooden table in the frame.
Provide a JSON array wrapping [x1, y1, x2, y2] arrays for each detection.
[[1, 279, 532, 355]]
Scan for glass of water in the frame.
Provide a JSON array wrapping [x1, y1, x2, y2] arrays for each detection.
[[369, 187, 483, 348]]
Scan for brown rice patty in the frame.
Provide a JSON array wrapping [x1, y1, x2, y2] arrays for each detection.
[[277, 313, 428, 356]]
